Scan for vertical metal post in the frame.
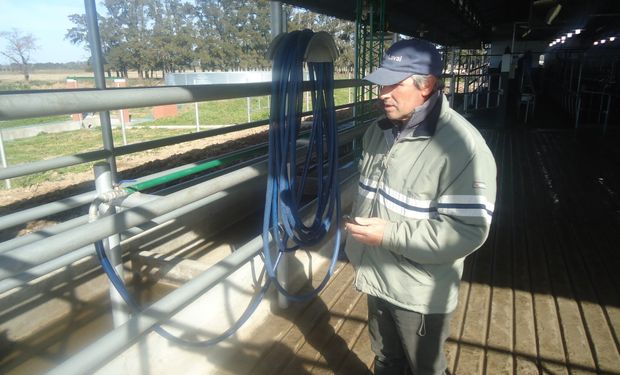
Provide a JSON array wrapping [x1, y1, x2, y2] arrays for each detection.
[[0, 131, 11, 189], [574, 58, 583, 129], [195, 102, 201, 132], [119, 109, 127, 146], [270, 1, 285, 38], [348, 71, 352, 103], [511, 22, 517, 57], [603, 95, 611, 135], [93, 162, 127, 327], [486, 72, 491, 109], [449, 48, 457, 108], [271, 0, 289, 309], [463, 61, 469, 113], [247, 97, 252, 123], [497, 74, 502, 107], [85, 0, 117, 182]]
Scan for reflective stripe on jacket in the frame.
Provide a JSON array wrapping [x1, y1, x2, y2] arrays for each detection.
[[344, 94, 497, 314]]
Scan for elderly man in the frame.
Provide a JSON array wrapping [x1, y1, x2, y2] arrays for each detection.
[[344, 39, 497, 375]]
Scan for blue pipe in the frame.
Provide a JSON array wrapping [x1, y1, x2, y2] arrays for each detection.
[[95, 239, 273, 346], [92, 29, 342, 348], [262, 30, 342, 301]]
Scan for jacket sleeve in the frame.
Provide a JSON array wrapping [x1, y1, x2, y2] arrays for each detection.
[[381, 147, 497, 265]]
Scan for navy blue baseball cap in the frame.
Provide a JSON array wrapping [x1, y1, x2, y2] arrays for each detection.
[[364, 39, 443, 85]]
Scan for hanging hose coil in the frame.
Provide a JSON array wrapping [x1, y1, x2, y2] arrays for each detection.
[[91, 29, 341, 348], [262, 29, 342, 300]]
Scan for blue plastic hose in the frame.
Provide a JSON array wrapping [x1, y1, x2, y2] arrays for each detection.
[[95, 239, 273, 347], [92, 29, 341, 347], [262, 29, 342, 301]]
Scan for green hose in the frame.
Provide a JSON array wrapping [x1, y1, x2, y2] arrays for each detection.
[[124, 146, 265, 193]]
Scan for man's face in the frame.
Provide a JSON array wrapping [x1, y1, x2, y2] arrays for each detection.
[[379, 76, 433, 122]]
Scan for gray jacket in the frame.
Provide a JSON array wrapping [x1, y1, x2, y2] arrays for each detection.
[[344, 93, 497, 314]]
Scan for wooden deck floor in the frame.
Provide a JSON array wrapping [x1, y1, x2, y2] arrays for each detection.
[[218, 129, 620, 375]]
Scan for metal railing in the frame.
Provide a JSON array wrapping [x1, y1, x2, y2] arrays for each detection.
[[0, 80, 358, 180], [0, 64, 370, 372], [0, 2, 375, 372]]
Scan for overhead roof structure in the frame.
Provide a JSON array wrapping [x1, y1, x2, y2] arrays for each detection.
[[281, 0, 620, 48]]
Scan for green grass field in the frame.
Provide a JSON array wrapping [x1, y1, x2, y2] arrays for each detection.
[[4, 127, 189, 188]]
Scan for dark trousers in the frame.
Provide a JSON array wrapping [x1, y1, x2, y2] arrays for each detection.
[[368, 295, 452, 375]]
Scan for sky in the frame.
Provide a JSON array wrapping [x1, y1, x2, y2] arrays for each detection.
[[0, 0, 90, 63]]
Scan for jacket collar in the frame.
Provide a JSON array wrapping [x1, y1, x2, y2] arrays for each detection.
[[403, 90, 442, 138], [376, 91, 443, 139]]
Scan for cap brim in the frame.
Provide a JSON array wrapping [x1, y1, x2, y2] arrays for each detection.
[[364, 68, 412, 86]]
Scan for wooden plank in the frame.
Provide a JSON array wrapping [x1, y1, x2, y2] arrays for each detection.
[[339, 296, 374, 374], [221, 129, 620, 375], [525, 132, 568, 375], [248, 262, 355, 375], [213, 260, 350, 375], [485, 131, 514, 375], [545, 134, 612, 374], [278, 275, 363, 374], [452, 131, 501, 375], [544, 132, 620, 374], [446, 273, 472, 373], [547, 223, 596, 375], [587, 226, 620, 362], [511, 131, 539, 375], [314, 292, 369, 375]]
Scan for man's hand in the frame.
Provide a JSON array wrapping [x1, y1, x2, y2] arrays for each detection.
[[345, 217, 388, 247]]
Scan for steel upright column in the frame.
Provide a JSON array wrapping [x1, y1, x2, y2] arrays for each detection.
[[270, 1, 289, 309], [85, 0, 118, 181], [354, 0, 386, 122], [93, 162, 127, 326]]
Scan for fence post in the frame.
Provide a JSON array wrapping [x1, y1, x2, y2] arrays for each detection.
[[114, 79, 129, 146], [0, 131, 11, 189], [195, 102, 201, 132], [93, 162, 128, 327], [86, 0, 118, 181]]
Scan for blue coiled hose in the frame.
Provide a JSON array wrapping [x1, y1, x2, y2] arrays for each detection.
[[93, 29, 341, 347], [95, 239, 272, 346], [262, 29, 341, 301]]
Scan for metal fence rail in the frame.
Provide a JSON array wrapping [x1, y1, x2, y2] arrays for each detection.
[[0, 49, 366, 372], [0, 79, 359, 121], [43, 169, 358, 375], [0, 105, 352, 181], [0, 123, 367, 285], [0, 160, 268, 282]]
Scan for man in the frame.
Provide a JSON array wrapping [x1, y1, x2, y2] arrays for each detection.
[[344, 38, 497, 375]]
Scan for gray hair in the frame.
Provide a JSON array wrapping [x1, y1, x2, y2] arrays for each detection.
[[410, 74, 445, 91]]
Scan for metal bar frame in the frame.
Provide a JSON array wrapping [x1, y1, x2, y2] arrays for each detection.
[[45, 170, 358, 375], [0, 125, 368, 283], [0, 81, 361, 181]]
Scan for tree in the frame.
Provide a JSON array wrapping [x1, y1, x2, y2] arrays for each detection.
[[64, 0, 354, 76], [0, 28, 39, 81], [148, 0, 197, 75], [66, 13, 126, 77], [195, 0, 271, 71]]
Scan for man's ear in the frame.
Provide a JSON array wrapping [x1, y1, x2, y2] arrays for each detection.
[[421, 76, 437, 97]]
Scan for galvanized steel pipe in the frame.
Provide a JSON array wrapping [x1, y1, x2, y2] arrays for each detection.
[[0, 124, 367, 283], [0, 162, 268, 282], [46, 172, 358, 375], [0, 80, 361, 121]]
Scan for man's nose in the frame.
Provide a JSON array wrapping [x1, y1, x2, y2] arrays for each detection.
[[379, 86, 391, 99]]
